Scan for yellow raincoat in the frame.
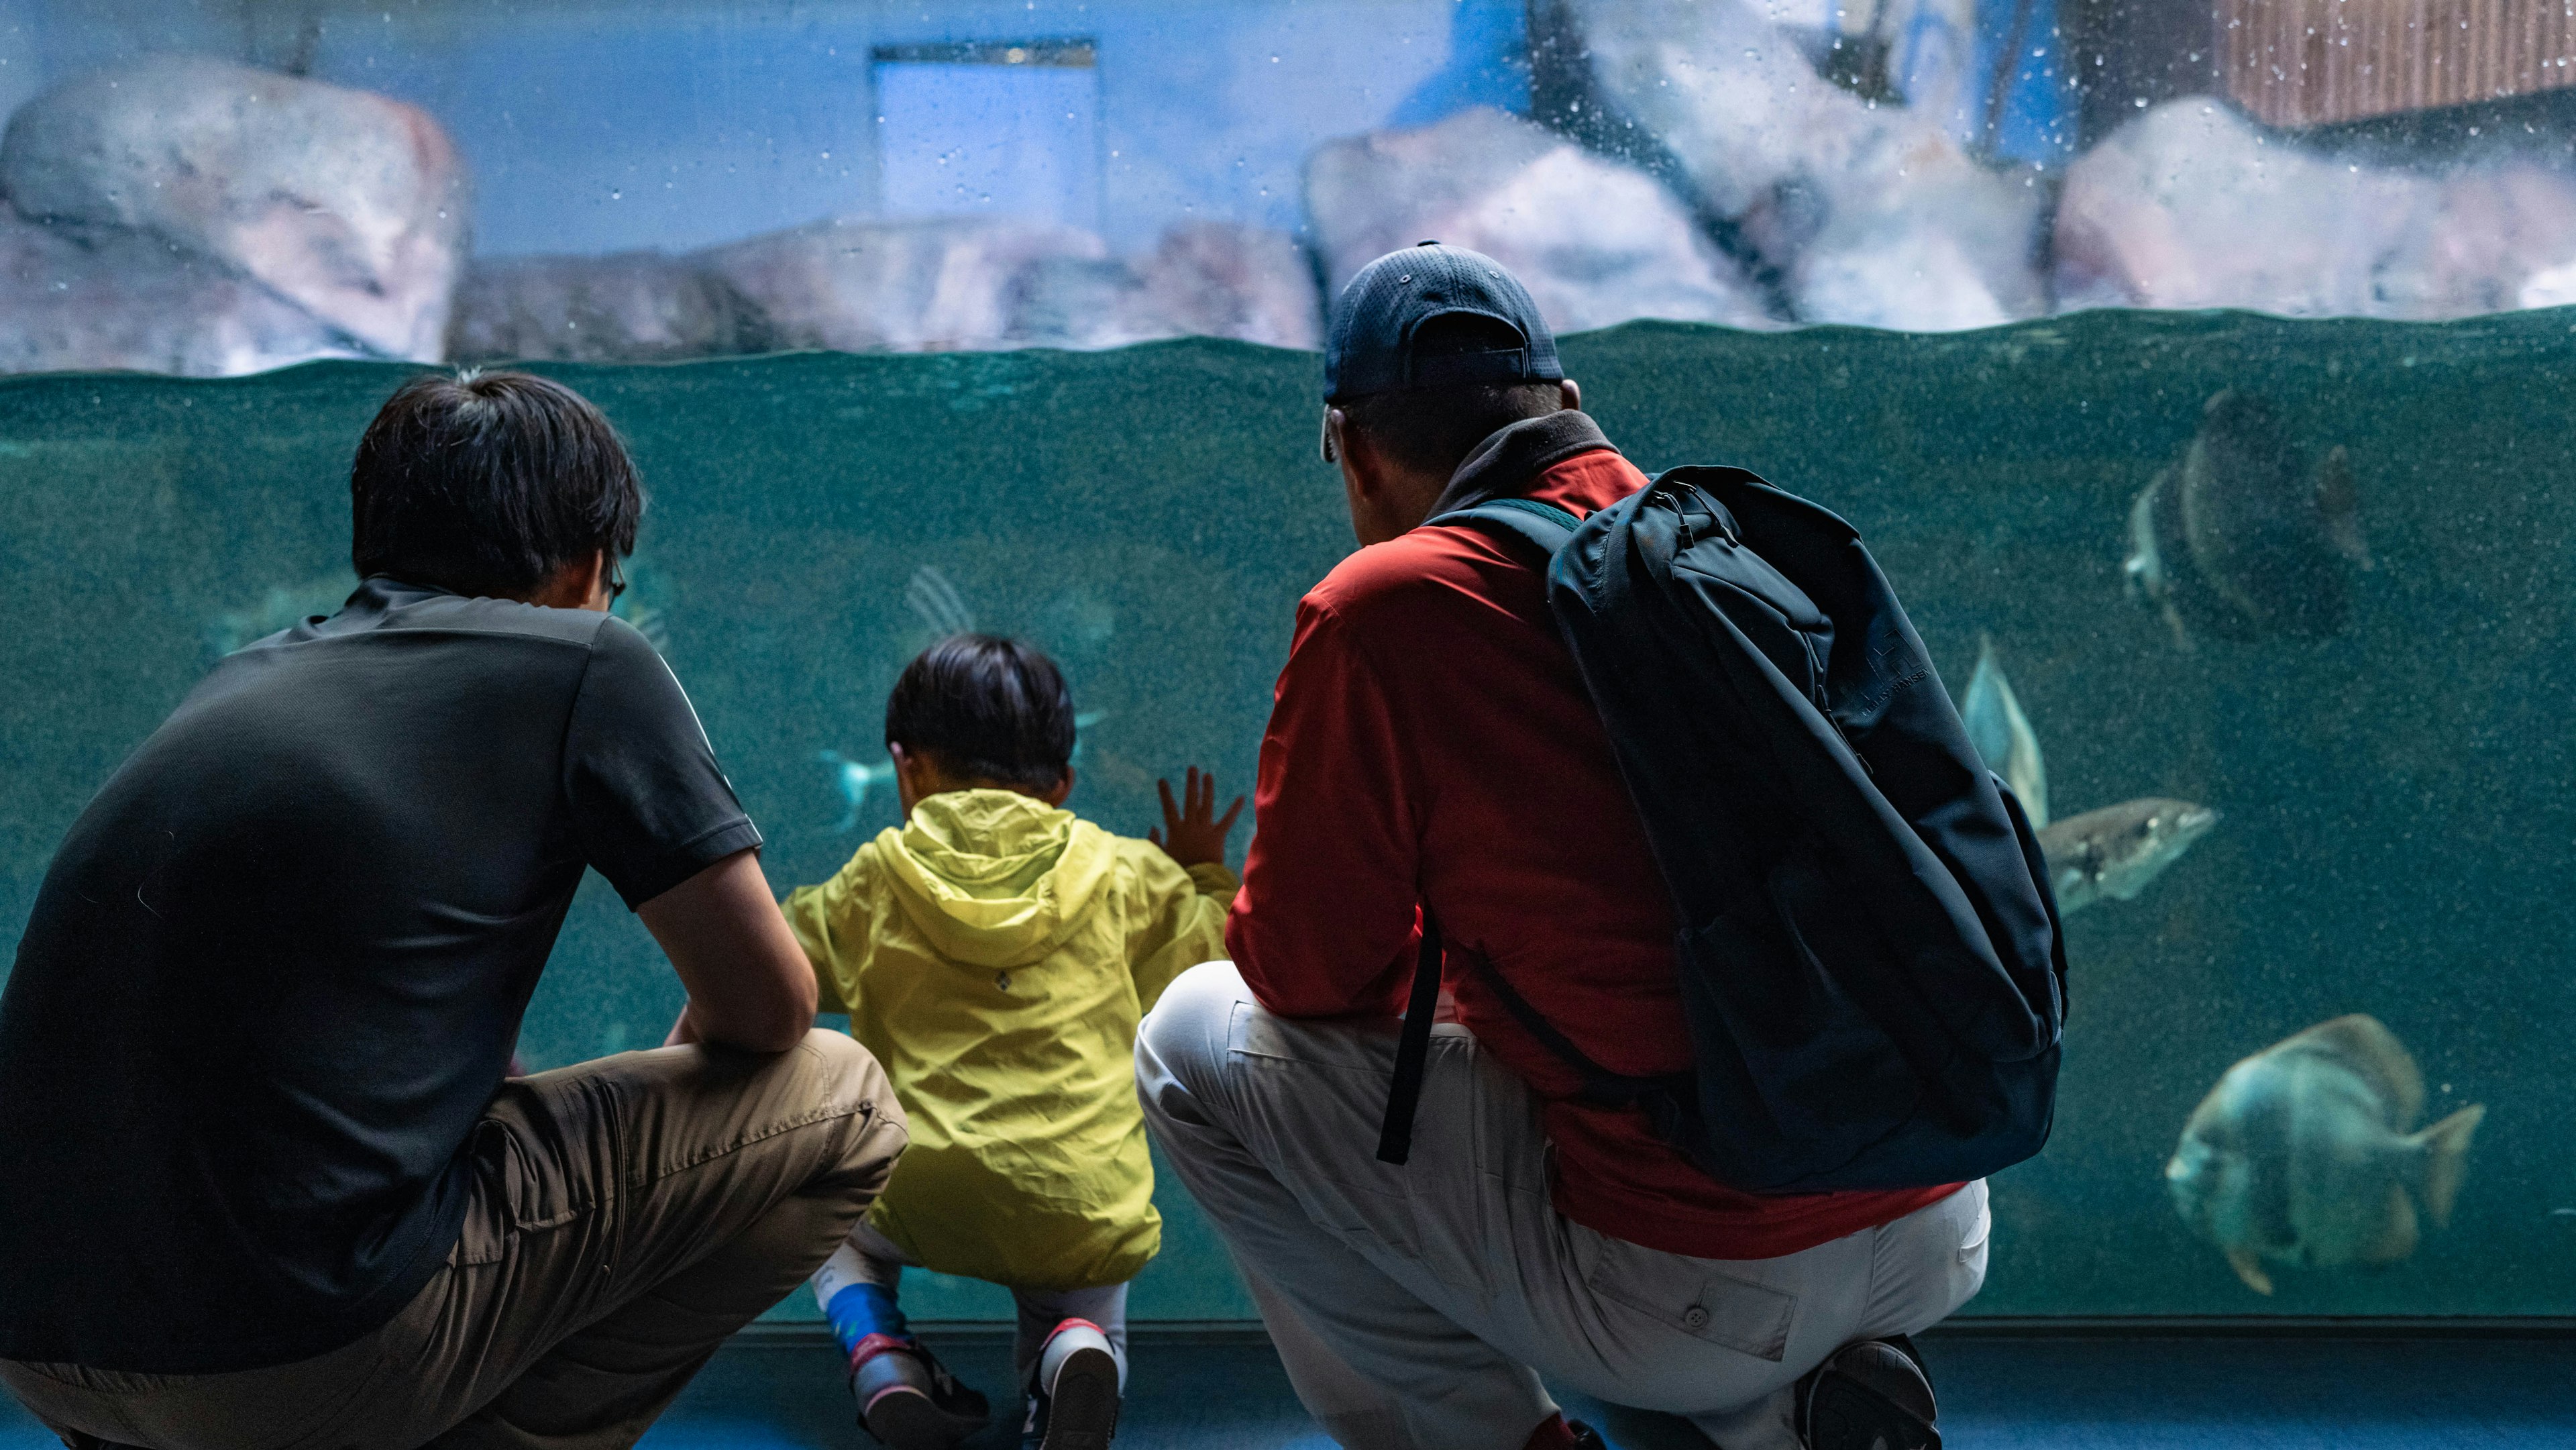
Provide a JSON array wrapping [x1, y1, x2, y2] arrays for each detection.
[[783, 788, 1238, 1291]]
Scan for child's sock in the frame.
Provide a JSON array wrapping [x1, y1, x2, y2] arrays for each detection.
[[814, 1244, 908, 1358]]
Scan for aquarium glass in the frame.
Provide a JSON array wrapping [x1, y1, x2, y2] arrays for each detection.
[[2, 0, 2573, 1331], [3, 313, 2571, 1323]]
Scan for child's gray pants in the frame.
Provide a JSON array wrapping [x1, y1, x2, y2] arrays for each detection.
[[1136, 961, 1991, 1450]]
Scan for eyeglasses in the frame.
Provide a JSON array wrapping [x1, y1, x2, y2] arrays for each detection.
[[607, 556, 629, 603]]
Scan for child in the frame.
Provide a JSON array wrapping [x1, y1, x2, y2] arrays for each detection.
[[785, 633, 1242, 1450]]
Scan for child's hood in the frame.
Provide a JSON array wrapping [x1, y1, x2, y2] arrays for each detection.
[[875, 788, 1118, 970]]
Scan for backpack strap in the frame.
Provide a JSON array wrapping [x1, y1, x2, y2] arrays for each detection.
[[1425, 497, 1584, 556], [1458, 949, 1658, 1111], [1375, 910, 1448, 1165]]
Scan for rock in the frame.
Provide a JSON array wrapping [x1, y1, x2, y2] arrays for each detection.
[[2053, 99, 2576, 320], [1009, 222, 1324, 350], [700, 216, 1110, 353], [447, 252, 777, 363], [451, 218, 1318, 362], [0, 215, 364, 376], [1124, 223, 1322, 350], [0, 56, 469, 362], [1305, 107, 1773, 333], [1562, 0, 2045, 329]]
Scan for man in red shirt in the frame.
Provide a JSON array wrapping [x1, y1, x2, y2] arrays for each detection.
[[1136, 246, 1988, 1450]]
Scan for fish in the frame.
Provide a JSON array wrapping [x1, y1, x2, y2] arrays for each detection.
[[2125, 391, 2370, 648], [2166, 1014, 2484, 1295], [816, 750, 896, 833], [1071, 709, 1107, 766], [1960, 637, 2048, 829], [611, 553, 672, 651], [204, 567, 360, 658], [2036, 797, 2218, 916], [906, 564, 977, 637]]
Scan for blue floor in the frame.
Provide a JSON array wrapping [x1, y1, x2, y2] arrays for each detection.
[[6, 1331, 2571, 1447]]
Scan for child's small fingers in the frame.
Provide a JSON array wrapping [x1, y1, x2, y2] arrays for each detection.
[[1158, 776, 1179, 817], [1218, 795, 1246, 831]]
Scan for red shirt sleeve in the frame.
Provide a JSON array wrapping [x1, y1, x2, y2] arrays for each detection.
[[1225, 589, 1420, 1019]]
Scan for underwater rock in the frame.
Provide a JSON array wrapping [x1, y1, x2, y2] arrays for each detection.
[[2126, 390, 2370, 647], [2056, 99, 2576, 319], [0, 215, 364, 376], [447, 252, 777, 363], [0, 56, 469, 362], [2167, 1015, 2483, 1295], [1560, 0, 2044, 330], [700, 215, 1110, 354], [1304, 106, 1773, 332], [2036, 798, 2217, 916]]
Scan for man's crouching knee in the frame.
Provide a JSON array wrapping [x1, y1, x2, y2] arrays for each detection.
[[786, 1028, 909, 1198], [1136, 960, 1245, 1123]]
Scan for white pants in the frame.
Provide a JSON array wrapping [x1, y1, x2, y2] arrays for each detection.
[[1135, 962, 1991, 1450]]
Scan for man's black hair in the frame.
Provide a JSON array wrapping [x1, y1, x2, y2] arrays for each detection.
[[350, 369, 644, 597], [885, 633, 1077, 792], [1338, 313, 1566, 480]]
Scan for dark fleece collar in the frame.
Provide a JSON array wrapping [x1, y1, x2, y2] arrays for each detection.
[[1429, 409, 1619, 518]]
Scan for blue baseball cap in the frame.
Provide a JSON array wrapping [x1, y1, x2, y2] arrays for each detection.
[[1323, 242, 1562, 404]]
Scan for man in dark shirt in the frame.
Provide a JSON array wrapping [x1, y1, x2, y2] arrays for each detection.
[[0, 372, 904, 1449], [1137, 248, 1985, 1450]]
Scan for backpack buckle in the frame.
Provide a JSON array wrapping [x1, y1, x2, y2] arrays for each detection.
[[1660, 478, 1739, 550]]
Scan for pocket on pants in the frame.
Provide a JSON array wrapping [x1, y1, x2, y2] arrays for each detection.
[[1576, 1226, 1800, 1363], [1226, 1003, 1433, 1265]]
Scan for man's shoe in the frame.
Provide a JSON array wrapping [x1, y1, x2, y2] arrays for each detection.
[[1565, 1422, 1611, 1450], [1020, 1317, 1121, 1450], [1794, 1334, 1941, 1450], [850, 1332, 991, 1450]]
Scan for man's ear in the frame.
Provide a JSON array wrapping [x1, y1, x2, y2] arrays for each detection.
[[1040, 766, 1076, 808], [1559, 378, 1582, 412]]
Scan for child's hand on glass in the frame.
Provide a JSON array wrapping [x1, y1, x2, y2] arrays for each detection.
[[1150, 766, 1245, 869]]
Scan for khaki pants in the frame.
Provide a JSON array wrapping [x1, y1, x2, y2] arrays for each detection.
[[1136, 962, 1990, 1450], [1, 1030, 906, 1450]]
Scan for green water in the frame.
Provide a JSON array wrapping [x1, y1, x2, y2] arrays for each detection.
[[3, 311, 2571, 1321]]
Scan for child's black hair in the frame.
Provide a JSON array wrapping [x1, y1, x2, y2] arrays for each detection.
[[885, 633, 1077, 791]]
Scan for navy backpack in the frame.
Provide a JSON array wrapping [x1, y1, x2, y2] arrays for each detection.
[[1375, 466, 2068, 1194]]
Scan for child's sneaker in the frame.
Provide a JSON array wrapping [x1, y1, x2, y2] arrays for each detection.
[[850, 1333, 991, 1450], [1020, 1317, 1121, 1450]]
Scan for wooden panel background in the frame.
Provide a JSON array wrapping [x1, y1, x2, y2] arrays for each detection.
[[2220, 0, 2576, 125]]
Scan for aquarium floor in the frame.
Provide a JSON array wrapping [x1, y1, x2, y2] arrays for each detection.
[[1, 1329, 2569, 1447]]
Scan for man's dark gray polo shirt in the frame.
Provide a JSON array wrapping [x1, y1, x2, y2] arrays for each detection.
[[0, 577, 760, 1374]]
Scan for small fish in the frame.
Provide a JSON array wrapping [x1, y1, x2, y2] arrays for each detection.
[[608, 552, 674, 651], [1070, 709, 1108, 766], [906, 565, 977, 637], [2167, 1015, 2484, 1295], [204, 567, 360, 659], [1960, 637, 2048, 829], [2125, 391, 2369, 648], [618, 601, 671, 653], [816, 749, 896, 833], [2036, 797, 2218, 916]]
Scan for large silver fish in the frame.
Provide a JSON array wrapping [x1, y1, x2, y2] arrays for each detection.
[[2035, 797, 2218, 916], [2125, 390, 2370, 648], [1961, 637, 2048, 829], [2167, 1015, 2483, 1295]]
